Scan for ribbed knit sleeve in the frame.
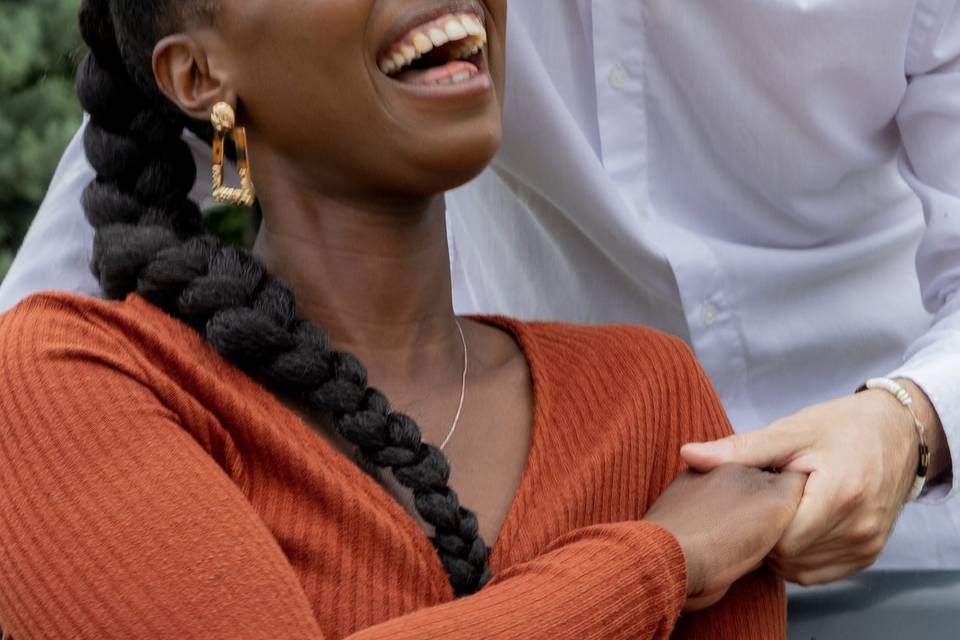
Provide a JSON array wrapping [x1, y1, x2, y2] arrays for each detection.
[[670, 341, 787, 640], [0, 296, 779, 639], [351, 523, 686, 639], [0, 299, 327, 638], [0, 300, 688, 639]]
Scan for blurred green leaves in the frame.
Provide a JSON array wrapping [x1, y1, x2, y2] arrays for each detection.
[[0, 0, 84, 282], [204, 203, 261, 248], [0, 0, 257, 286]]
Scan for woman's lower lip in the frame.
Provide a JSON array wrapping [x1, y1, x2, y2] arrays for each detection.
[[385, 69, 492, 99]]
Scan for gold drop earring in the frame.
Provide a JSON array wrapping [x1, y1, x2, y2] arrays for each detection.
[[210, 101, 256, 207]]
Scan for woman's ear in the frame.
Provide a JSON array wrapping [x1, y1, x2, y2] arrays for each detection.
[[153, 33, 237, 120]]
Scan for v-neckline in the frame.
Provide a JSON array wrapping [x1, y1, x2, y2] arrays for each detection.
[[129, 294, 544, 598], [228, 309, 543, 597]]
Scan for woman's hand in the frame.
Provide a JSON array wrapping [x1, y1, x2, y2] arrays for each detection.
[[643, 464, 806, 611]]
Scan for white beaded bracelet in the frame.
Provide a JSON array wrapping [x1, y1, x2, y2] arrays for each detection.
[[862, 378, 930, 502]]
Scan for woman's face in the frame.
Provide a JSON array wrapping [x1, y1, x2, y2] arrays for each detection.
[[206, 0, 507, 202]]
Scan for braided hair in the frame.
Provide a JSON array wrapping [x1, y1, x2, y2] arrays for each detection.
[[75, 0, 491, 596]]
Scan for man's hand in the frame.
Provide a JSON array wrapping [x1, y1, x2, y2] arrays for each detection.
[[643, 465, 806, 611], [679, 380, 949, 586]]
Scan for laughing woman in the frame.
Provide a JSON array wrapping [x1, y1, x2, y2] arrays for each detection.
[[0, 1, 803, 638]]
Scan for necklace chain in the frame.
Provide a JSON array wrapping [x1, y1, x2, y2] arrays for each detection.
[[438, 319, 468, 451]]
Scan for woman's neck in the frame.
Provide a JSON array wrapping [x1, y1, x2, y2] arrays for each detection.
[[252, 186, 463, 393]]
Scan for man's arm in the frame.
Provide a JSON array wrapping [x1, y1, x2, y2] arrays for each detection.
[[0, 117, 216, 313], [680, 0, 960, 585], [887, 0, 960, 501]]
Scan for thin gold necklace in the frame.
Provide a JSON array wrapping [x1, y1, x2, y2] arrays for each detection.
[[438, 319, 468, 451]]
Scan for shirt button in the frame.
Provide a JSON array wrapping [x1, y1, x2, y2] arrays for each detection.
[[702, 303, 719, 327], [609, 64, 627, 90]]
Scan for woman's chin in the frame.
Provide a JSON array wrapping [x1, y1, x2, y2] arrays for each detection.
[[393, 124, 502, 195]]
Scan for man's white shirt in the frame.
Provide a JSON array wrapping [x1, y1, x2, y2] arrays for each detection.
[[3, 0, 960, 568]]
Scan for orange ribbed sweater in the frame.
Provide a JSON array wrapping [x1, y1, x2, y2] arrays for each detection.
[[0, 293, 784, 639]]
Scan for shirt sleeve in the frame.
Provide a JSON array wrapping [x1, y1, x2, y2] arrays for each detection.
[[889, 0, 960, 501], [0, 116, 99, 313], [0, 302, 688, 640]]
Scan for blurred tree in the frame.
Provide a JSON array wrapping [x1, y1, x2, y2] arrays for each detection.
[[0, 0, 84, 281], [0, 0, 254, 286]]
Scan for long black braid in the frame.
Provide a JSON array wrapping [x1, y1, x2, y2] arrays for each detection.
[[75, 0, 491, 596]]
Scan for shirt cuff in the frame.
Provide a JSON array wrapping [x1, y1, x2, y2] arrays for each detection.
[[888, 355, 960, 503]]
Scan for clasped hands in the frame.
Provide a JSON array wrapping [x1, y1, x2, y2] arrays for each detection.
[[646, 379, 948, 610]]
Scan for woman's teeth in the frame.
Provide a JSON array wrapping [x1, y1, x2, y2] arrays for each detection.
[[378, 12, 487, 78]]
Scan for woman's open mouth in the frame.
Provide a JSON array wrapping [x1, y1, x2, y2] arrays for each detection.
[[377, 10, 488, 88]]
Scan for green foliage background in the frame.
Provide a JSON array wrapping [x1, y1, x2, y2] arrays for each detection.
[[0, 0, 83, 281], [0, 0, 253, 285]]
